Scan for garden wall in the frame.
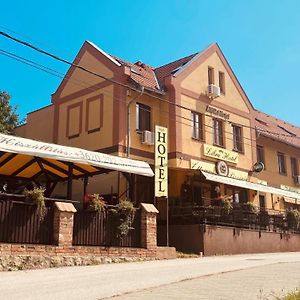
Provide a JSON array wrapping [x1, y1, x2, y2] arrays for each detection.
[[0, 202, 176, 271], [158, 224, 300, 255]]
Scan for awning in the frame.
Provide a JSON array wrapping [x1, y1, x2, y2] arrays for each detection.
[[0, 133, 154, 180], [201, 171, 300, 200]]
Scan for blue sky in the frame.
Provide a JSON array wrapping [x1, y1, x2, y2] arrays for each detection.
[[1, 0, 300, 125]]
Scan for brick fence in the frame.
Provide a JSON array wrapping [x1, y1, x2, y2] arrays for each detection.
[[0, 202, 176, 271]]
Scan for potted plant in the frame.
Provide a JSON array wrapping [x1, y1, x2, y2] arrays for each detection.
[[23, 187, 46, 220], [84, 193, 106, 214], [243, 202, 259, 215], [221, 195, 233, 215], [111, 199, 136, 238]]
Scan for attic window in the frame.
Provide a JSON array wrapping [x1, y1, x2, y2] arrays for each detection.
[[131, 68, 140, 75], [255, 118, 268, 126], [171, 62, 188, 75], [277, 125, 296, 136]]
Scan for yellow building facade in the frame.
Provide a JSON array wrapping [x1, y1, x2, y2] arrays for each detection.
[[16, 41, 300, 215]]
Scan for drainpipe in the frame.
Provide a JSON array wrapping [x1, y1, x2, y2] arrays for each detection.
[[126, 86, 145, 200], [127, 85, 145, 158]]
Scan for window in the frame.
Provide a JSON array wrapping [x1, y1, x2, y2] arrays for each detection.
[[219, 71, 225, 94], [256, 145, 266, 168], [191, 112, 204, 140], [208, 67, 214, 85], [136, 103, 151, 131], [291, 157, 298, 178], [259, 195, 266, 209], [232, 125, 243, 152], [213, 119, 224, 147], [277, 152, 286, 175]]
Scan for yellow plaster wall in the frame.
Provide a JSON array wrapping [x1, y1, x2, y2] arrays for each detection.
[[59, 51, 114, 98], [181, 52, 250, 113], [179, 94, 253, 171], [127, 92, 169, 164], [15, 105, 54, 142], [256, 136, 300, 188], [57, 85, 114, 150]]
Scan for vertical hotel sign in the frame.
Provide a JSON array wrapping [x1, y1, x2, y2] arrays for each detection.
[[155, 125, 168, 197]]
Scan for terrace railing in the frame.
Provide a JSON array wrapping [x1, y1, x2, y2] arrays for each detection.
[[0, 194, 54, 245], [73, 208, 141, 247], [169, 204, 300, 234]]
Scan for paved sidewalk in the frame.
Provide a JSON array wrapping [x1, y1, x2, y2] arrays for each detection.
[[1, 252, 300, 300], [111, 262, 300, 300]]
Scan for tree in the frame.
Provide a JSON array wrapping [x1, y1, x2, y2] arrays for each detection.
[[0, 91, 20, 134]]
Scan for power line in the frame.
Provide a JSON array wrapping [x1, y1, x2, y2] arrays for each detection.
[[1, 30, 300, 142], [0, 48, 259, 148], [3, 50, 300, 176], [1, 47, 299, 154]]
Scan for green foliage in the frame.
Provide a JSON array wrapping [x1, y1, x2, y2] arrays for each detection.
[[112, 200, 136, 238], [221, 196, 233, 214], [286, 210, 300, 230], [0, 91, 21, 134], [280, 289, 300, 300], [87, 194, 106, 214], [243, 202, 259, 215], [24, 187, 46, 220]]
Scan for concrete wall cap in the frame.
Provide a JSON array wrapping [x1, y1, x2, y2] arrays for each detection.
[[140, 203, 159, 214], [55, 202, 77, 213]]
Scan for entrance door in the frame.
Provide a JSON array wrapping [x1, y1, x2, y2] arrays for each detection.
[[193, 185, 203, 206]]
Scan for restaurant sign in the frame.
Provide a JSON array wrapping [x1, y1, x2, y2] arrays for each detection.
[[203, 144, 239, 164], [155, 126, 168, 197], [280, 185, 300, 194], [191, 159, 248, 181]]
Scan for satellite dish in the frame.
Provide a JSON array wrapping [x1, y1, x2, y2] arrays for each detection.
[[253, 162, 265, 173]]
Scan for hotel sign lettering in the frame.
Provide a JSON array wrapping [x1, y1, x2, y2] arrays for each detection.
[[191, 159, 248, 181], [206, 106, 230, 120], [203, 144, 239, 164], [155, 126, 168, 197]]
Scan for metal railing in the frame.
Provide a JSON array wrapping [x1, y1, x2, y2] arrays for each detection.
[[169, 204, 300, 234], [73, 208, 141, 247], [0, 194, 54, 244]]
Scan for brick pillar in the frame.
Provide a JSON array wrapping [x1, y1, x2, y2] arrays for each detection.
[[53, 202, 77, 246], [140, 203, 159, 249]]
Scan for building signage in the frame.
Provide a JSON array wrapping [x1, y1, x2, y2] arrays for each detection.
[[257, 180, 268, 186], [216, 161, 229, 176], [206, 105, 230, 120], [155, 126, 168, 197], [280, 185, 300, 194], [203, 144, 239, 164], [191, 159, 248, 181], [284, 197, 297, 204]]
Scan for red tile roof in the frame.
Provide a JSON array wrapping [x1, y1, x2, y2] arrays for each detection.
[[154, 53, 198, 88], [109, 46, 300, 149], [255, 110, 300, 148], [113, 56, 161, 92], [112, 53, 198, 93]]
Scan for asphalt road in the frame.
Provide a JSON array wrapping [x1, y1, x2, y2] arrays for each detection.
[[111, 262, 300, 300], [1, 252, 300, 300]]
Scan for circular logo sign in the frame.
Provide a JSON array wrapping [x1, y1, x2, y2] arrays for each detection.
[[253, 162, 265, 173], [216, 160, 229, 176]]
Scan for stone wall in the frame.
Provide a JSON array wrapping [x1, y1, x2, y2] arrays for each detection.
[[0, 243, 175, 271]]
